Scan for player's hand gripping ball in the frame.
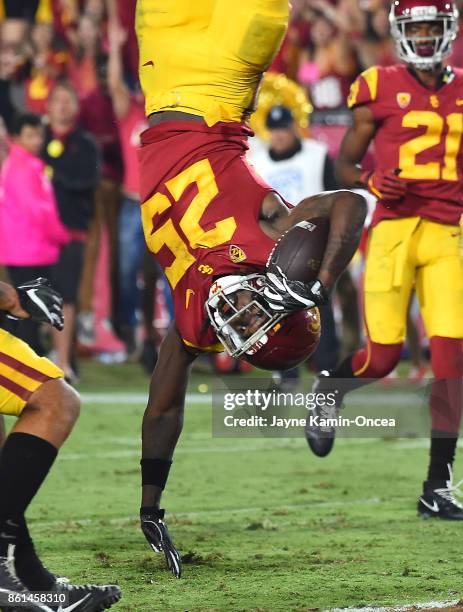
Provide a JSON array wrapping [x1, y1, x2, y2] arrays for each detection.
[[264, 217, 330, 314]]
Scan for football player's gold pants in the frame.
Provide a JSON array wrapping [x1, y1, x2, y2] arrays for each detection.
[[136, 0, 289, 125], [0, 328, 63, 416], [364, 217, 463, 343]]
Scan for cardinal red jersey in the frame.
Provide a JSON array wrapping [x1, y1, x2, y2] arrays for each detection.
[[348, 64, 463, 226], [139, 121, 278, 352]]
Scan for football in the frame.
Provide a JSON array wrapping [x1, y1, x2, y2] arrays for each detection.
[[266, 217, 330, 283]]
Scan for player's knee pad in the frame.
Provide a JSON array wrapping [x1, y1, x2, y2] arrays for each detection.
[[352, 341, 402, 379]]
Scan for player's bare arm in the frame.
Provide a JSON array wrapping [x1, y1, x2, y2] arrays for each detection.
[[142, 324, 197, 480], [260, 189, 367, 293], [107, 18, 130, 120], [140, 325, 197, 578], [140, 324, 194, 540], [336, 105, 406, 201], [335, 106, 376, 188]]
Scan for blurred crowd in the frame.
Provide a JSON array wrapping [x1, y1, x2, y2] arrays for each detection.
[[273, 0, 463, 110], [0, 0, 445, 383]]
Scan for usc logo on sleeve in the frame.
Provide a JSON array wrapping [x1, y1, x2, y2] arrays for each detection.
[[198, 264, 214, 275]]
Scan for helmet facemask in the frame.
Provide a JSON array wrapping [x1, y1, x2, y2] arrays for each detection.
[[389, 3, 458, 70], [205, 274, 285, 359]]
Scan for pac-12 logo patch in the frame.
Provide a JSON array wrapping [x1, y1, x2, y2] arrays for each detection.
[[397, 92, 411, 109], [229, 245, 247, 263]]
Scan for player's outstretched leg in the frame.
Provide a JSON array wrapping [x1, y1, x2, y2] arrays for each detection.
[[305, 370, 346, 458], [0, 378, 121, 609], [417, 337, 463, 520], [306, 342, 403, 457]]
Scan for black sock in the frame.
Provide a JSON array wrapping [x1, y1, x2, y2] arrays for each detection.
[[332, 357, 354, 379], [328, 356, 369, 397], [14, 517, 55, 591], [0, 433, 57, 556], [426, 431, 458, 485]]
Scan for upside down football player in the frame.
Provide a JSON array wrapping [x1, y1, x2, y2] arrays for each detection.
[[135, 0, 366, 577], [0, 279, 121, 610], [306, 0, 463, 520]]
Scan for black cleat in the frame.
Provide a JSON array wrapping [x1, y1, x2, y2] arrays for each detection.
[[140, 509, 181, 578], [418, 464, 463, 520], [305, 370, 343, 458], [0, 545, 51, 611], [49, 580, 122, 611]]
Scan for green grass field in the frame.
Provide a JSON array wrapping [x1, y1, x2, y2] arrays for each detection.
[[6, 362, 463, 611]]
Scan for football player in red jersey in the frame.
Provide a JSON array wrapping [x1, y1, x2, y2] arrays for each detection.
[[135, 0, 367, 576], [307, 0, 463, 520]]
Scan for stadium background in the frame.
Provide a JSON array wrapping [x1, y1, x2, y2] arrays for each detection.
[[1, 2, 463, 610], [2, 0, 462, 378], [0, 0, 463, 380]]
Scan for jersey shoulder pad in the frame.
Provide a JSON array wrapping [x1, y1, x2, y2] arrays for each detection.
[[347, 66, 384, 109]]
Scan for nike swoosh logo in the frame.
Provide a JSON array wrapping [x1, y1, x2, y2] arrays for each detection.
[[0, 532, 15, 539], [142, 60, 155, 67], [5, 520, 18, 527], [420, 498, 439, 512], [27, 289, 52, 318], [57, 593, 92, 612]]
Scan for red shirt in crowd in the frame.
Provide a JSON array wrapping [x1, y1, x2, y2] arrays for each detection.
[[117, 97, 147, 196]]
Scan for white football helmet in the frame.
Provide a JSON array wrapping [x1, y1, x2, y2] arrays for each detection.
[[205, 274, 283, 359], [389, 0, 459, 70], [205, 274, 321, 371]]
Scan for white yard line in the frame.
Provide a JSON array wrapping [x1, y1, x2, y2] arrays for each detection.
[[80, 391, 426, 406], [59, 437, 435, 460], [32, 496, 380, 530], [59, 442, 297, 460], [81, 392, 205, 404], [332, 599, 461, 611]]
